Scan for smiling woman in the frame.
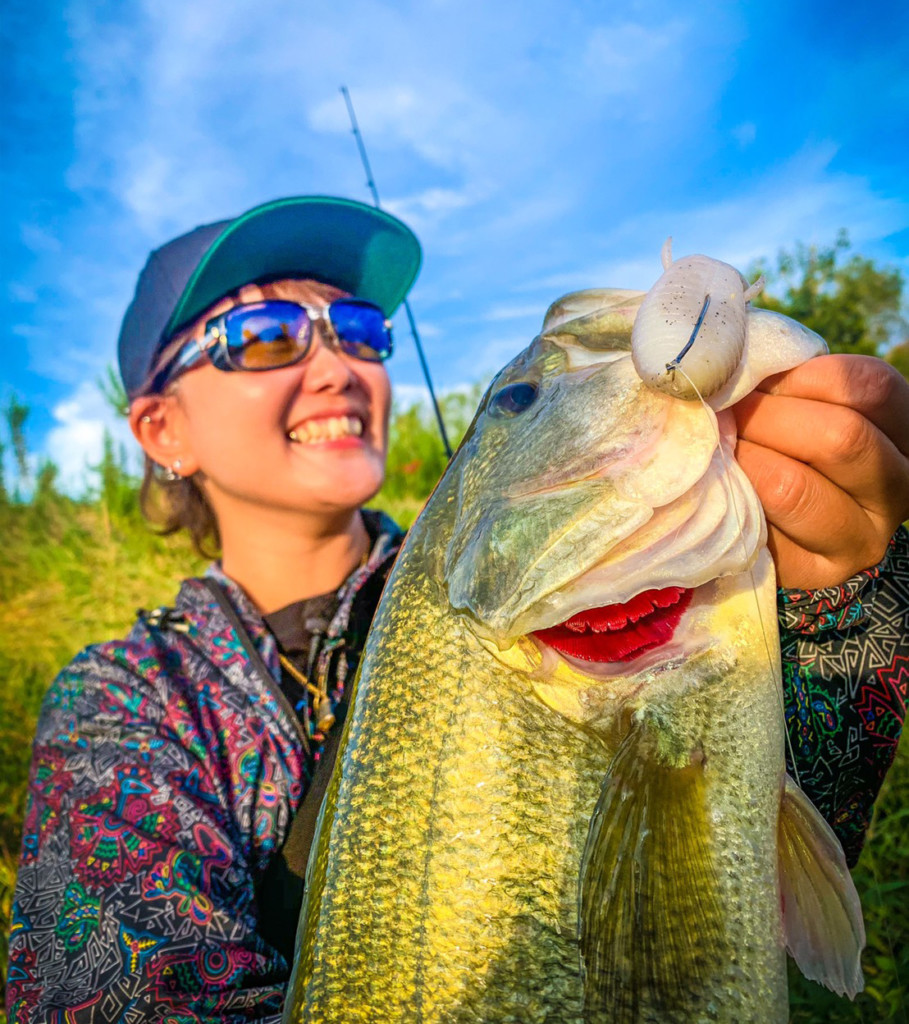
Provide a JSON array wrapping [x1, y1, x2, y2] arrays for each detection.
[[131, 276, 394, 612], [6, 196, 909, 1023]]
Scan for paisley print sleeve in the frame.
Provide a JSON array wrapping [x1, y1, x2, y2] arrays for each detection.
[[7, 639, 287, 1023], [778, 526, 909, 866]]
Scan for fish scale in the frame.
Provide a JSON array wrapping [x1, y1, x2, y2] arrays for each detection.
[[292, 540, 608, 1022]]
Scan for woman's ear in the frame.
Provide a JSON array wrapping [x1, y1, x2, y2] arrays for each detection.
[[128, 394, 199, 478]]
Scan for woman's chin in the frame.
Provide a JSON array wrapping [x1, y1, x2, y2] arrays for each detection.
[[303, 460, 387, 514]]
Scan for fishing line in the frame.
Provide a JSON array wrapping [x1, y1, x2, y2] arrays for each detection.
[[671, 362, 802, 789]]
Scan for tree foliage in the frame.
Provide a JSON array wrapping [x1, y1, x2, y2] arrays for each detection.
[[375, 383, 485, 525], [751, 230, 907, 360], [885, 340, 909, 381], [98, 364, 130, 418], [4, 395, 30, 490]]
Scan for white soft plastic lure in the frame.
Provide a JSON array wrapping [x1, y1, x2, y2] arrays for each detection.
[[632, 238, 767, 400]]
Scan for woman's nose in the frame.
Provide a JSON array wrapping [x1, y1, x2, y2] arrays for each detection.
[[303, 327, 357, 391]]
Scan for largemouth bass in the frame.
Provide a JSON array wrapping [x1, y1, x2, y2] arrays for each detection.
[[285, 253, 865, 1024]]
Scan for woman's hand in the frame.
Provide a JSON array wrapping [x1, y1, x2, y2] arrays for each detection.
[[732, 354, 909, 590]]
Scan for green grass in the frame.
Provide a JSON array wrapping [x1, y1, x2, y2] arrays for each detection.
[[788, 751, 909, 1023], [0, 395, 906, 1021]]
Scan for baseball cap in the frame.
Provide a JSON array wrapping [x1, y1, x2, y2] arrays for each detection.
[[118, 195, 422, 398]]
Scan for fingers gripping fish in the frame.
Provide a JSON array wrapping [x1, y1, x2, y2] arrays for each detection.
[[286, 257, 864, 1023]]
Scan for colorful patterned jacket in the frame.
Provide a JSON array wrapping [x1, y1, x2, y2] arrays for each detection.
[[8, 525, 908, 1022]]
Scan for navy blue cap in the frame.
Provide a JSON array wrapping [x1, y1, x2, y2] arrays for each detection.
[[118, 195, 422, 398]]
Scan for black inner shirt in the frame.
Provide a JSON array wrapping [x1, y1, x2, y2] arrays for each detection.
[[255, 513, 401, 961]]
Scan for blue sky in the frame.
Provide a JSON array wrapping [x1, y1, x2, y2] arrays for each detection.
[[3, 0, 908, 491]]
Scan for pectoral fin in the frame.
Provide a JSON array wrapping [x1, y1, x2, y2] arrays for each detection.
[[579, 729, 724, 1021], [778, 775, 865, 998]]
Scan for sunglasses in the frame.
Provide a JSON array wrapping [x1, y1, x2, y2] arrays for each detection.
[[151, 297, 394, 391]]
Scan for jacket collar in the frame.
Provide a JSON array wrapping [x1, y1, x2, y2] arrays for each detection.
[[170, 510, 405, 681], [172, 565, 280, 680]]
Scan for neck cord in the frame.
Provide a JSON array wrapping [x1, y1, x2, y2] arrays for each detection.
[[275, 545, 371, 736], [278, 651, 336, 734]]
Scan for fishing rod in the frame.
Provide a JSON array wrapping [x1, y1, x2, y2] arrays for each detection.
[[340, 85, 453, 459]]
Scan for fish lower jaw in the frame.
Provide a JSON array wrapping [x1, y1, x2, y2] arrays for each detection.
[[535, 635, 711, 687]]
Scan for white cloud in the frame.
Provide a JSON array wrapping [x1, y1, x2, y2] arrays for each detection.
[[391, 379, 482, 414], [8, 281, 39, 303], [120, 147, 247, 239], [45, 380, 137, 495], [9, 0, 906, 463], [561, 145, 909, 293], [10, 323, 44, 340], [310, 80, 506, 178], [581, 19, 691, 100], [396, 317, 441, 339], [387, 186, 481, 221], [390, 382, 432, 409], [20, 223, 63, 255], [451, 333, 528, 381], [733, 122, 757, 148], [483, 303, 545, 322]]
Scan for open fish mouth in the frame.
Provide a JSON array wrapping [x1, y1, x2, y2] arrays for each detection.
[[531, 585, 693, 663]]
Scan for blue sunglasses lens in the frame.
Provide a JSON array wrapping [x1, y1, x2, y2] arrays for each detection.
[[329, 299, 393, 362], [219, 299, 392, 368], [220, 301, 309, 369]]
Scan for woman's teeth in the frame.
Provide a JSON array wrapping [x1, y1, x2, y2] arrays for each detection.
[[287, 416, 364, 444]]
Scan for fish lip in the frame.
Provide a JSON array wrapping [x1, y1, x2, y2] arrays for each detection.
[[529, 585, 694, 665], [500, 477, 764, 641]]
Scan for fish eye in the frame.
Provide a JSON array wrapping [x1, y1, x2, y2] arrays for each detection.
[[489, 381, 538, 417]]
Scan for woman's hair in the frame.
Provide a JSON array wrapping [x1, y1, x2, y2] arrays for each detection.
[[138, 455, 221, 558], [133, 307, 225, 558]]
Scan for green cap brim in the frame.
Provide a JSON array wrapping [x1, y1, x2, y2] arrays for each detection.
[[164, 195, 422, 335]]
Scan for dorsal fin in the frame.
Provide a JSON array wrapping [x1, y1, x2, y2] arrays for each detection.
[[579, 726, 725, 1021]]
